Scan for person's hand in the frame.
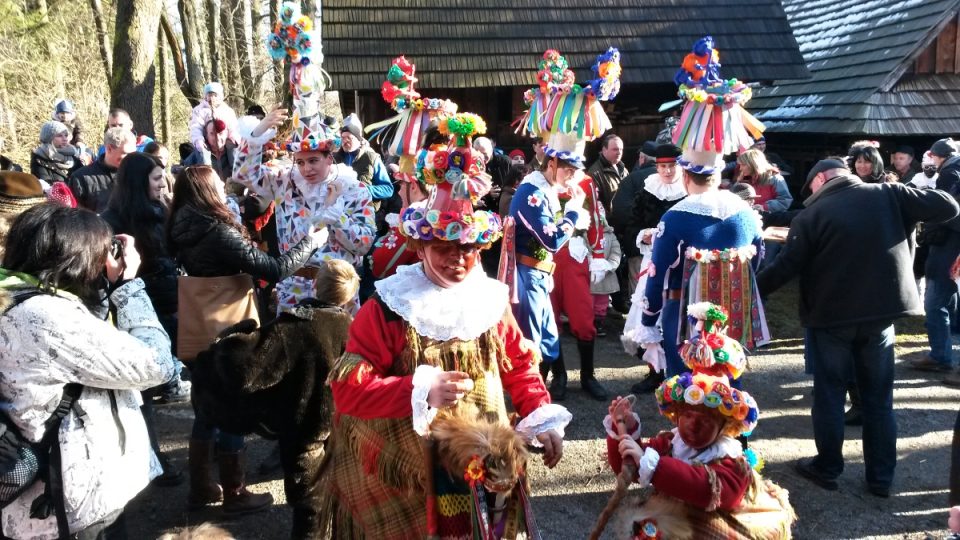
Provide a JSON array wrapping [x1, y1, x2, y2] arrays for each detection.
[[640, 228, 654, 245], [535, 429, 563, 468], [607, 396, 638, 436], [309, 227, 329, 250], [325, 181, 344, 207], [426, 371, 474, 408], [590, 269, 605, 285], [618, 436, 643, 467], [105, 234, 141, 284], [252, 107, 288, 137]]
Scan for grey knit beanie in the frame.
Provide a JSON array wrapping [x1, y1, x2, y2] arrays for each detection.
[[39, 121, 69, 144], [930, 138, 958, 158]]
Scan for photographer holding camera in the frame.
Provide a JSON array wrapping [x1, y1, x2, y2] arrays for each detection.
[[0, 204, 177, 539]]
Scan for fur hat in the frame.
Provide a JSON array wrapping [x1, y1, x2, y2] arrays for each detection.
[[39, 121, 69, 144], [0, 172, 47, 216]]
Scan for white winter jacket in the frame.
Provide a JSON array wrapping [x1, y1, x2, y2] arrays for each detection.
[[0, 279, 176, 539]]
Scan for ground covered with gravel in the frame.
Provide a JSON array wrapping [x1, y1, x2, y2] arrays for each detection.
[[129, 282, 959, 539]]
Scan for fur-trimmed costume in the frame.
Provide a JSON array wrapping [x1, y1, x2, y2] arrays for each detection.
[[327, 264, 568, 539], [190, 301, 352, 538]]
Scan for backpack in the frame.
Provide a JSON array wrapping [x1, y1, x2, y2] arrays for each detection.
[[0, 291, 84, 538]]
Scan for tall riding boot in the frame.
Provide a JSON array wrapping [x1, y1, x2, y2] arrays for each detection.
[[845, 382, 863, 426], [187, 439, 223, 510], [549, 351, 568, 402], [219, 449, 274, 516], [578, 339, 608, 401]]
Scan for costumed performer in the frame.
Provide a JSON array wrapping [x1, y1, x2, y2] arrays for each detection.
[[637, 36, 770, 378], [621, 143, 685, 393], [604, 302, 795, 539], [505, 48, 621, 401], [327, 112, 570, 539]]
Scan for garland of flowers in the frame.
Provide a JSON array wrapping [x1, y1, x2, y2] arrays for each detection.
[[685, 244, 757, 264], [655, 372, 759, 437], [677, 79, 752, 106], [399, 206, 503, 245]]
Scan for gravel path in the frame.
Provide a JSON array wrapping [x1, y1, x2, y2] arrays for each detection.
[[128, 283, 959, 539]]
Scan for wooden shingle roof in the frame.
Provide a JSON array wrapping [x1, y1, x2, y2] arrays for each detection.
[[322, 0, 809, 90], [751, 0, 960, 135]]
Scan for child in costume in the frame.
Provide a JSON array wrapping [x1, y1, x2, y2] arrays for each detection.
[[604, 303, 795, 539], [327, 111, 570, 540]]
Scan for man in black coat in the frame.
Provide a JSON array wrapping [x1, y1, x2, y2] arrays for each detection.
[[68, 127, 136, 212], [757, 158, 959, 498]]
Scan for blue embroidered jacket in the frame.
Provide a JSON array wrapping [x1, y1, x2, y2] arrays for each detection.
[[509, 172, 581, 260]]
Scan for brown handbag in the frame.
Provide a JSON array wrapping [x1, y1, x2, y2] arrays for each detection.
[[176, 274, 260, 361]]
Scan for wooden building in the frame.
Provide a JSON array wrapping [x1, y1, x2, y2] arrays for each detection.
[[321, 0, 808, 159], [751, 0, 960, 182]]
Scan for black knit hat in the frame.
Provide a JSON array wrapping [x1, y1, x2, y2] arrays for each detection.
[[930, 138, 958, 158]]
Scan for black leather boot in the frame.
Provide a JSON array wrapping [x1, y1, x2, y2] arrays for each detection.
[[577, 339, 608, 401], [549, 351, 567, 402]]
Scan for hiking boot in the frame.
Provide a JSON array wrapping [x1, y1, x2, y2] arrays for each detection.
[[907, 356, 952, 372], [867, 483, 891, 498], [156, 377, 192, 405], [630, 370, 665, 394], [188, 439, 223, 510], [794, 458, 838, 491], [219, 450, 274, 516]]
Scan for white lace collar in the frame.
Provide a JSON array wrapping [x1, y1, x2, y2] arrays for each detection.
[[519, 170, 561, 212], [669, 189, 752, 220], [643, 173, 686, 201], [669, 428, 742, 464], [374, 263, 509, 341]]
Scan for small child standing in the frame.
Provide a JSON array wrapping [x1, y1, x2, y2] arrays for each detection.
[[590, 225, 622, 337]]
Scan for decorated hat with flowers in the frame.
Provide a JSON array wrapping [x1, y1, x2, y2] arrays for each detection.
[[654, 302, 758, 437], [516, 48, 621, 168], [398, 112, 502, 246], [671, 36, 765, 174], [265, 2, 338, 154]]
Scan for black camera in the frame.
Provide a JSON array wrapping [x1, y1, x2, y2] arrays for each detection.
[[110, 237, 124, 260]]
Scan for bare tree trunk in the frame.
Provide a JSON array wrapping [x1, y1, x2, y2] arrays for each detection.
[[158, 25, 171, 144], [0, 71, 17, 149], [206, 0, 220, 82], [219, 2, 242, 108], [159, 14, 193, 104], [110, 0, 163, 137], [229, 0, 257, 105], [177, 0, 208, 102], [88, 0, 113, 80], [269, 0, 285, 106]]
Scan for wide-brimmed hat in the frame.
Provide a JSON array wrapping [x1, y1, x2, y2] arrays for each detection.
[[0, 172, 47, 216]]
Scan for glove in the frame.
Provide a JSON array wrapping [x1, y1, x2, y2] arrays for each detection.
[[589, 258, 609, 284], [590, 270, 605, 285], [309, 227, 330, 250]]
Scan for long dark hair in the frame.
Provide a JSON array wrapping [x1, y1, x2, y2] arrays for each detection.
[[167, 166, 248, 257], [3, 204, 111, 306], [108, 152, 167, 263]]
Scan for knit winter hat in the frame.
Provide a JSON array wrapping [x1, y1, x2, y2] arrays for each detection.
[[54, 100, 74, 114], [931, 138, 958, 158], [39, 121, 69, 144], [340, 113, 363, 140], [203, 82, 224, 98], [0, 172, 47, 216]]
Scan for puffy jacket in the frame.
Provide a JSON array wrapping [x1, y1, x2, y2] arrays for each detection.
[[67, 157, 116, 213], [30, 146, 79, 187], [0, 278, 176, 538], [169, 205, 315, 281], [101, 203, 178, 316], [587, 155, 627, 216]]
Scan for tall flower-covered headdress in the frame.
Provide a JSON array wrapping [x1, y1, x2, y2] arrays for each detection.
[[365, 56, 459, 183], [266, 2, 339, 153], [515, 48, 621, 167], [671, 36, 765, 174], [398, 112, 503, 246], [655, 302, 758, 438]]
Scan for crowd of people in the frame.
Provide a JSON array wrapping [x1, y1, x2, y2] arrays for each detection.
[[0, 61, 958, 538]]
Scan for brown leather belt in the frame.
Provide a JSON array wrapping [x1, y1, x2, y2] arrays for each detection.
[[292, 266, 320, 280], [517, 254, 556, 275], [666, 289, 682, 300]]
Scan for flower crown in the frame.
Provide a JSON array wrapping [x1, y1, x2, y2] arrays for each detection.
[[399, 206, 502, 246], [655, 371, 759, 437]]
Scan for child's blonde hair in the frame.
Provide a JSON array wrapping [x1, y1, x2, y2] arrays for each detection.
[[314, 259, 360, 307], [156, 523, 235, 540]]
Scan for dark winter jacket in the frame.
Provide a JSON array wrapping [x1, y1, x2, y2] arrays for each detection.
[[921, 155, 960, 281], [627, 186, 685, 259], [758, 175, 959, 328], [169, 204, 314, 281], [102, 203, 178, 316], [587, 155, 627, 216], [335, 145, 393, 202], [30, 146, 80, 186], [190, 301, 350, 440], [609, 163, 655, 236], [68, 157, 117, 213]]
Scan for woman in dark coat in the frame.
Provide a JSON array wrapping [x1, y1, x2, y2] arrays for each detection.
[[29, 121, 82, 188], [167, 164, 320, 516]]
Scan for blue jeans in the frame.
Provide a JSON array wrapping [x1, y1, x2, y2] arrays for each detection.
[[513, 265, 560, 363], [661, 299, 685, 377], [925, 276, 957, 367], [807, 321, 897, 489], [191, 408, 245, 452]]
